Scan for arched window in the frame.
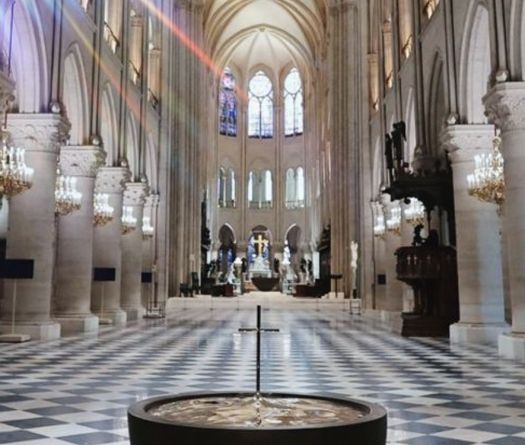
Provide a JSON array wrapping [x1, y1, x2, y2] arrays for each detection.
[[103, 0, 123, 53], [285, 167, 305, 209], [219, 68, 238, 136], [218, 167, 236, 208], [285, 168, 296, 207], [147, 15, 161, 108], [264, 170, 273, 206], [284, 68, 304, 136], [248, 71, 273, 138], [296, 167, 305, 206], [248, 171, 254, 203], [227, 168, 236, 207], [218, 168, 226, 208]]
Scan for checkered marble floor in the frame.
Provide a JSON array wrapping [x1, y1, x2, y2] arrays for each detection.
[[1, 305, 525, 444]]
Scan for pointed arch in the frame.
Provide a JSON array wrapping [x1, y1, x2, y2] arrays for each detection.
[[248, 70, 274, 138], [427, 53, 445, 154], [404, 88, 417, 164], [100, 85, 118, 166], [459, 2, 492, 123], [284, 67, 304, 136], [145, 133, 158, 192], [62, 45, 90, 145], [218, 67, 238, 136], [3, 1, 49, 112], [126, 112, 140, 179]]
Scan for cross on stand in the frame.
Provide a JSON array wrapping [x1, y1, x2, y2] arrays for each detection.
[[238, 305, 279, 395], [254, 235, 268, 257]]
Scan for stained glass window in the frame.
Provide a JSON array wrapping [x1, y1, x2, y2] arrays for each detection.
[[284, 68, 304, 136], [248, 71, 274, 138], [219, 68, 237, 136]]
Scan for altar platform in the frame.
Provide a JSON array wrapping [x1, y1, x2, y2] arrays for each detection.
[[166, 292, 354, 312]]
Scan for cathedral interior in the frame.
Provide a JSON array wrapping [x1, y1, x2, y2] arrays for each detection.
[[1, 0, 525, 443]]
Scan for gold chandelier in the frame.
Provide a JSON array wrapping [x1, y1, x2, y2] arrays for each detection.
[[386, 202, 402, 236], [404, 198, 426, 226], [122, 205, 137, 235], [93, 192, 114, 227], [55, 169, 82, 216], [0, 130, 34, 197], [142, 215, 154, 239], [467, 135, 505, 206]]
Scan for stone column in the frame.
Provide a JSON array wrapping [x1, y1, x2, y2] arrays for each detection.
[[485, 82, 525, 359], [53, 146, 105, 334], [121, 182, 148, 321], [0, 113, 69, 340], [327, 2, 361, 296], [442, 124, 507, 346], [142, 194, 158, 309], [92, 166, 130, 326]]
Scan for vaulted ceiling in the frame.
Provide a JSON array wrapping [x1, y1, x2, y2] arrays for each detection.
[[204, 0, 327, 76]]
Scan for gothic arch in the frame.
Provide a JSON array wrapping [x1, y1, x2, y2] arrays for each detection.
[[62, 44, 90, 145], [145, 133, 158, 192], [427, 53, 446, 155], [404, 88, 417, 164], [5, 1, 49, 112], [459, 2, 491, 123], [509, 0, 525, 79], [372, 136, 383, 195], [126, 112, 140, 179], [100, 85, 118, 166]]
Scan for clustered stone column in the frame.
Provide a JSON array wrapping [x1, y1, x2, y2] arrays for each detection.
[[53, 146, 105, 334], [169, 0, 206, 295], [91, 166, 130, 326], [442, 124, 507, 346], [485, 82, 525, 359], [0, 113, 69, 340], [327, 1, 361, 296], [121, 181, 148, 321]]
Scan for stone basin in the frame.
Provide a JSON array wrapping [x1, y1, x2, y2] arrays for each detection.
[[128, 392, 387, 445]]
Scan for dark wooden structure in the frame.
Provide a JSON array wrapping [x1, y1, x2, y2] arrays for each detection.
[[395, 246, 459, 337]]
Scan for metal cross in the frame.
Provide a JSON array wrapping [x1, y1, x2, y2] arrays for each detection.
[[253, 235, 269, 257], [238, 305, 279, 395]]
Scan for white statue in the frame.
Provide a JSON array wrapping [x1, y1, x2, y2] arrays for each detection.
[[351, 241, 359, 270], [351, 241, 359, 293]]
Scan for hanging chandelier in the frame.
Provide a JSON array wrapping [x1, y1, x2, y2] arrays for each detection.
[[0, 130, 34, 197], [142, 215, 154, 239], [386, 203, 402, 236], [404, 198, 426, 226], [122, 205, 137, 235], [466, 135, 505, 206], [373, 214, 386, 238], [55, 169, 82, 216], [93, 192, 114, 226]]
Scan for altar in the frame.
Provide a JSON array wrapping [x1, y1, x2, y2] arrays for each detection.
[[248, 234, 272, 279]]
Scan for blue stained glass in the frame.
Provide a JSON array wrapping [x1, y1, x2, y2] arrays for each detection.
[[219, 68, 237, 137]]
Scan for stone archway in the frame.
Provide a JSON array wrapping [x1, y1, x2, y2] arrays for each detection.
[[218, 224, 236, 276]]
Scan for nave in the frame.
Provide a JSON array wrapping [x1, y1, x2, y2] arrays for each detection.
[[0, 303, 525, 445]]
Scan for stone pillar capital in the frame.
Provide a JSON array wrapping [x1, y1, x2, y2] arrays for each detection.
[[123, 182, 149, 206], [144, 193, 160, 209], [441, 124, 495, 164], [95, 166, 131, 194], [6, 113, 71, 153], [59, 146, 106, 178], [484, 82, 525, 132]]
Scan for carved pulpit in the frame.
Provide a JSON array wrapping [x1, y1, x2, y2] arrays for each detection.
[[395, 246, 459, 337]]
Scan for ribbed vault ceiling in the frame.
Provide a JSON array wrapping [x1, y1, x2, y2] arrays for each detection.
[[204, 0, 327, 74]]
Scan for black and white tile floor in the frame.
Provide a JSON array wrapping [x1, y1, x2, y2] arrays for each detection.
[[1, 306, 525, 444]]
